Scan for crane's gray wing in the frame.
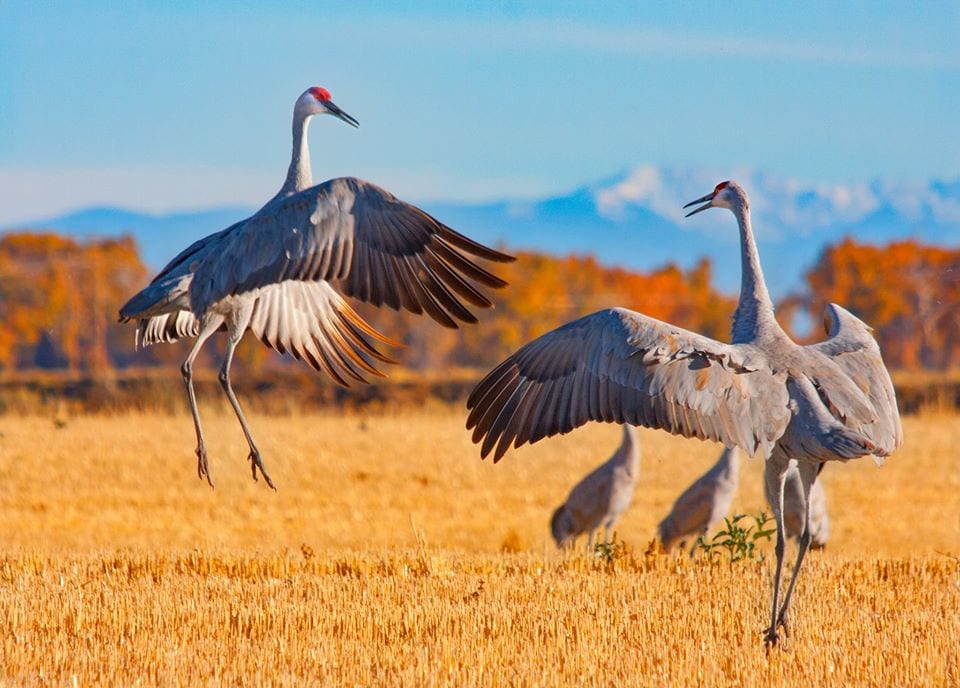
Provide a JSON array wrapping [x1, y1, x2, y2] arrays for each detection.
[[152, 222, 244, 285], [246, 281, 396, 387], [807, 303, 902, 456], [189, 178, 514, 327], [466, 308, 791, 462]]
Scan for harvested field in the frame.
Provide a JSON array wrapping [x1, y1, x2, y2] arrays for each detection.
[[0, 408, 957, 685]]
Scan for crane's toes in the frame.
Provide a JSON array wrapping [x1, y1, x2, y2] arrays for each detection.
[[195, 446, 214, 488], [248, 450, 277, 490], [763, 628, 781, 651], [776, 610, 791, 638]]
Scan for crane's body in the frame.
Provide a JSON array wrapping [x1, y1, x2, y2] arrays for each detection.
[[658, 446, 741, 555], [466, 181, 901, 647], [550, 424, 641, 549], [120, 87, 514, 489]]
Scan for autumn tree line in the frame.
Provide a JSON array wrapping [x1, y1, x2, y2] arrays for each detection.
[[0, 232, 957, 380]]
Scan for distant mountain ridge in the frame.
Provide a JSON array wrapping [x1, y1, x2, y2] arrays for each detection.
[[6, 165, 958, 298]]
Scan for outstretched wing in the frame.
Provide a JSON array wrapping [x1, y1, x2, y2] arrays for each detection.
[[807, 303, 902, 456], [246, 280, 397, 387], [466, 308, 791, 462], [189, 177, 514, 327]]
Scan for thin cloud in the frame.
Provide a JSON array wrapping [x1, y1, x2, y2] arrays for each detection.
[[0, 166, 273, 226], [524, 22, 960, 71], [336, 16, 960, 72]]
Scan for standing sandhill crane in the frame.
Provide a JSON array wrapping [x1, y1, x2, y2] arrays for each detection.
[[120, 86, 514, 489], [550, 424, 641, 549], [465, 181, 901, 647], [770, 465, 830, 548], [657, 446, 741, 555]]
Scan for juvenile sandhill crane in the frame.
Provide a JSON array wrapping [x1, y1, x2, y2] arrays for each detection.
[[657, 446, 741, 555], [550, 424, 641, 549], [120, 86, 514, 489], [770, 465, 830, 548], [465, 181, 901, 647]]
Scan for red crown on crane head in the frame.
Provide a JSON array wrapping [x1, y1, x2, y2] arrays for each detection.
[[309, 86, 332, 102], [714, 181, 730, 194]]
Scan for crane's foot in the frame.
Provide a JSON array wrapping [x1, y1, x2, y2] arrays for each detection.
[[764, 614, 792, 652], [763, 627, 781, 651], [248, 449, 276, 490], [775, 609, 791, 638], [196, 446, 214, 488]]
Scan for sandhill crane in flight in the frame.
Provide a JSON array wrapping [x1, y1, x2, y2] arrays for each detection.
[[550, 424, 641, 549], [465, 181, 901, 647], [770, 464, 830, 549], [658, 446, 741, 555], [120, 86, 514, 489]]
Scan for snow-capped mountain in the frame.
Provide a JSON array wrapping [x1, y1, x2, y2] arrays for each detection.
[[5, 166, 958, 298]]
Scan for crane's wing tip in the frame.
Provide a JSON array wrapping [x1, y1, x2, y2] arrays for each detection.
[[490, 251, 517, 264]]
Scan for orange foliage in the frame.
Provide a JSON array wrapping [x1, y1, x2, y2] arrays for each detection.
[[6, 231, 951, 377], [359, 251, 736, 372], [799, 238, 960, 370], [0, 233, 146, 373]]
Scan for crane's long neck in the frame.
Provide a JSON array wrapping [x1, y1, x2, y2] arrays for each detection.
[[279, 111, 313, 198], [618, 425, 641, 476], [730, 201, 778, 343]]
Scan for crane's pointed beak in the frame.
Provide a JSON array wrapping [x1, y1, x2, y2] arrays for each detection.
[[327, 101, 359, 128], [683, 192, 716, 217]]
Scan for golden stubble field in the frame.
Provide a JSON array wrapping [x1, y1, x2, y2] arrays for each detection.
[[0, 406, 957, 686]]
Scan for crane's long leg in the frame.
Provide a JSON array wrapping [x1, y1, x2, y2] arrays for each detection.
[[774, 461, 821, 635], [219, 333, 276, 490], [764, 456, 790, 649], [181, 316, 225, 488]]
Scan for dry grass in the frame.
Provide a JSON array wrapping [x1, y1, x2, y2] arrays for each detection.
[[0, 407, 957, 686]]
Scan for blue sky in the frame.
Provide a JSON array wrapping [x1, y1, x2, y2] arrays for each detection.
[[1, 1, 958, 223]]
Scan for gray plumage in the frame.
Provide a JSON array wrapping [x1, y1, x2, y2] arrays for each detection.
[[657, 446, 741, 555], [466, 181, 901, 647], [550, 424, 641, 549], [769, 465, 830, 549], [119, 87, 513, 489]]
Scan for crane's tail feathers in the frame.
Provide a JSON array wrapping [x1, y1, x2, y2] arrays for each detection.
[[119, 273, 193, 323], [825, 426, 877, 461]]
